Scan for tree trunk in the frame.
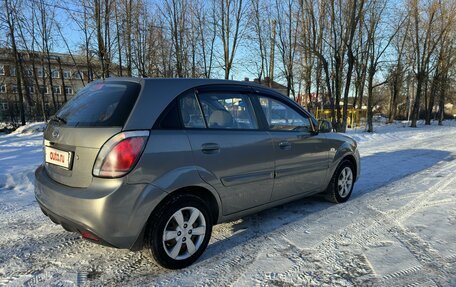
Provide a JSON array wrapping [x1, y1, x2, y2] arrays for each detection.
[[95, 0, 106, 79], [114, 0, 122, 76], [342, 50, 355, 132], [437, 73, 447, 126], [426, 73, 438, 125], [410, 72, 424, 128], [57, 57, 67, 104], [5, 0, 26, 125], [366, 66, 375, 133]]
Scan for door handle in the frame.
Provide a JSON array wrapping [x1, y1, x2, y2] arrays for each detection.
[[201, 143, 220, 154], [278, 141, 291, 150]]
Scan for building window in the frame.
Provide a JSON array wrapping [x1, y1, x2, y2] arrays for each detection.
[[0, 84, 6, 93], [73, 71, 83, 80], [37, 68, 45, 78], [27, 86, 35, 93], [63, 70, 71, 79], [52, 86, 61, 94], [1, 102, 8, 111], [39, 85, 48, 94], [0, 65, 4, 75], [25, 69, 33, 77], [12, 84, 18, 93], [10, 67, 16, 77], [51, 70, 60, 79], [64, 86, 73, 95]]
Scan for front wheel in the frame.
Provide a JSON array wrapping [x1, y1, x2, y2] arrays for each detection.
[[146, 194, 213, 269], [325, 160, 355, 203]]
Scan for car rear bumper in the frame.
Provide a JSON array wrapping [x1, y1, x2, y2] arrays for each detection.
[[34, 165, 167, 249]]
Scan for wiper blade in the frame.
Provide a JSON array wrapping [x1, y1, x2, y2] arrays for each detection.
[[49, 115, 67, 125]]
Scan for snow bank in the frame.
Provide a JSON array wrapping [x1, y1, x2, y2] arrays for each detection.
[[346, 119, 456, 143], [0, 129, 43, 205], [12, 122, 47, 134]]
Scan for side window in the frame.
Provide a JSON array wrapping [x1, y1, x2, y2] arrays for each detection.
[[259, 96, 311, 132], [198, 92, 258, 130], [179, 93, 206, 128], [155, 100, 181, 129]]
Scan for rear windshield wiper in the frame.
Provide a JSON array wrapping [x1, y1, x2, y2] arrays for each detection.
[[49, 115, 67, 125]]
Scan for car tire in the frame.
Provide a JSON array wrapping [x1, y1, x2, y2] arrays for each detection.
[[145, 193, 213, 269], [325, 160, 355, 203]]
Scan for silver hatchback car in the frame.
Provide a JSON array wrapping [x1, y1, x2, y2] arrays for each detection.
[[35, 78, 360, 269]]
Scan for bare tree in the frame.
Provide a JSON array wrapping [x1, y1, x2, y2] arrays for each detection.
[[409, 0, 451, 127], [161, 0, 188, 77], [249, 0, 271, 83], [387, 16, 410, 123], [275, 0, 299, 99], [113, 0, 123, 76], [217, 0, 246, 79], [194, 0, 217, 78], [365, 0, 403, 132], [298, 0, 316, 110], [125, 0, 133, 76], [340, 0, 365, 132], [4, 0, 26, 125], [94, 0, 105, 78], [16, 3, 47, 120]]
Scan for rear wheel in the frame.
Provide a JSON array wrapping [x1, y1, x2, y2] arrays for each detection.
[[146, 194, 213, 269], [325, 160, 355, 203]]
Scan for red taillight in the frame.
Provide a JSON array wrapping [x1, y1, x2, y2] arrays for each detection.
[[99, 137, 145, 177], [80, 230, 99, 241], [93, 131, 149, 178]]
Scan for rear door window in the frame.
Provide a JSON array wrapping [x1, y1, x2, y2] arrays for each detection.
[[179, 93, 206, 128], [198, 92, 258, 130], [55, 81, 140, 127]]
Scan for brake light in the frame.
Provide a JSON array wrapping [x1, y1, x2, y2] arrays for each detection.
[[80, 230, 99, 241], [93, 131, 149, 178], [99, 137, 145, 176]]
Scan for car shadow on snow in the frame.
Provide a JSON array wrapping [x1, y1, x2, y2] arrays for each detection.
[[196, 148, 452, 265]]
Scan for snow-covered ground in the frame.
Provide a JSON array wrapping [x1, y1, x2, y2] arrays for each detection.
[[0, 121, 455, 286]]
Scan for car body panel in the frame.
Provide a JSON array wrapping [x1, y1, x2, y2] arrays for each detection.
[[44, 126, 122, 188], [186, 129, 275, 215], [126, 130, 194, 184], [269, 131, 329, 201], [324, 133, 360, 182], [35, 165, 167, 248]]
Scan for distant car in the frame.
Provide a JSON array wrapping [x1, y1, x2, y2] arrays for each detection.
[[35, 78, 360, 269]]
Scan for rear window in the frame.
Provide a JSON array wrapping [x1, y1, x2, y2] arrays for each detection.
[[55, 81, 140, 127]]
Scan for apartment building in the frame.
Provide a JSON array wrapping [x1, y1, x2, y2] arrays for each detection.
[[0, 48, 108, 121]]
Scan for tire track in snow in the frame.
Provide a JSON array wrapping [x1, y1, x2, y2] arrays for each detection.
[[149, 152, 456, 286], [247, 156, 456, 286]]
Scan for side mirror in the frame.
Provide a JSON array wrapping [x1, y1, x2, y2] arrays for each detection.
[[318, 119, 332, 133]]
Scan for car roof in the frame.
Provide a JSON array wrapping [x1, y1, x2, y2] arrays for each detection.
[[105, 77, 266, 87]]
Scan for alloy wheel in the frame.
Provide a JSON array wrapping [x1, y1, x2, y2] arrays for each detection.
[[162, 207, 206, 260], [337, 167, 353, 198]]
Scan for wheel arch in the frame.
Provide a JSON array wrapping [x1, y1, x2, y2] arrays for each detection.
[[341, 154, 357, 182], [160, 186, 220, 225], [132, 185, 220, 251]]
